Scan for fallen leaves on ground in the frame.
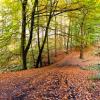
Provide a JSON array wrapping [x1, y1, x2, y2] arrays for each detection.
[[0, 47, 100, 100]]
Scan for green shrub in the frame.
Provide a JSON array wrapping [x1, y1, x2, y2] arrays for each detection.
[[81, 64, 100, 71], [88, 73, 100, 80]]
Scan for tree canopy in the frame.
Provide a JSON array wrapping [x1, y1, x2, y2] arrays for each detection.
[[0, 0, 100, 70]]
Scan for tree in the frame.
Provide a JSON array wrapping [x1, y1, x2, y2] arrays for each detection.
[[21, 0, 38, 69]]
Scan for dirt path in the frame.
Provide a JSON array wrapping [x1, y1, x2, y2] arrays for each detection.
[[0, 49, 100, 100]]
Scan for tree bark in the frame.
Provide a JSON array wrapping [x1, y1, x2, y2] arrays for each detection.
[[21, 0, 38, 69], [37, 3, 42, 67], [66, 19, 71, 54], [79, 13, 86, 59], [47, 32, 50, 64], [21, 0, 28, 69], [55, 16, 57, 56], [36, 12, 52, 68]]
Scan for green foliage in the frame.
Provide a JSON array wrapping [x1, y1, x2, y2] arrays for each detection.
[[88, 73, 100, 80], [0, 65, 23, 73], [0, 0, 100, 70], [81, 65, 100, 71]]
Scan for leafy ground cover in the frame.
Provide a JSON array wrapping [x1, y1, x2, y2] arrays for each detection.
[[0, 48, 100, 100]]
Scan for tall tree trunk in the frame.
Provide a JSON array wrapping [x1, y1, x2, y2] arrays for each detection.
[[55, 16, 57, 56], [31, 43, 35, 66], [69, 18, 73, 52], [66, 19, 71, 54], [80, 25, 84, 59], [64, 27, 67, 50], [37, 3, 42, 67], [80, 14, 86, 59], [21, 0, 38, 69], [47, 32, 50, 64], [46, 5, 50, 65], [36, 0, 55, 68], [36, 13, 52, 68], [60, 15, 63, 50], [25, 0, 38, 54], [21, 0, 28, 69]]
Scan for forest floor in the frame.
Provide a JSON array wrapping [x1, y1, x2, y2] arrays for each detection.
[[0, 47, 100, 100]]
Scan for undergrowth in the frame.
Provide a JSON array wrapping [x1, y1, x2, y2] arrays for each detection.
[[81, 64, 100, 71], [0, 64, 32, 73], [88, 73, 100, 80], [81, 64, 100, 80]]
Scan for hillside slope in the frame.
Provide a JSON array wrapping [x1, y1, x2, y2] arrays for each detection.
[[0, 50, 100, 100]]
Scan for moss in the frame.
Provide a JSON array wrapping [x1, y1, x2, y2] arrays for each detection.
[[88, 73, 100, 80], [81, 64, 100, 71]]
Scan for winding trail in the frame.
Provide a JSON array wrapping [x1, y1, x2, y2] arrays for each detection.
[[0, 48, 100, 100]]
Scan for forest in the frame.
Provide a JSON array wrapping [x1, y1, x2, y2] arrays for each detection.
[[0, 0, 100, 100]]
